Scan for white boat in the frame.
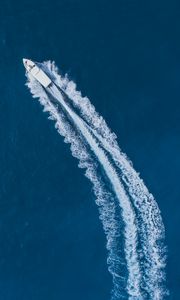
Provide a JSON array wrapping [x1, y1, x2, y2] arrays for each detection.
[[23, 58, 52, 88]]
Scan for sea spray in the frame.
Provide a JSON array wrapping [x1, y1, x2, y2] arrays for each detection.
[[25, 61, 167, 299]]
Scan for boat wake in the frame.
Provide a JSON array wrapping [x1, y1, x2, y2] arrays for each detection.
[[25, 61, 168, 300]]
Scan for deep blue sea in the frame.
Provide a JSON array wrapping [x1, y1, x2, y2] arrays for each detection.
[[0, 0, 180, 299]]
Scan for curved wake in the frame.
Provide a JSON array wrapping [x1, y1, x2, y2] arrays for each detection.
[[25, 61, 168, 300]]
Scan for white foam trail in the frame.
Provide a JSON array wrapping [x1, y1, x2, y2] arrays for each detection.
[[25, 61, 168, 299], [43, 62, 168, 299]]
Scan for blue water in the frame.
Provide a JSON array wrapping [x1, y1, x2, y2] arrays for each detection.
[[0, 0, 180, 299]]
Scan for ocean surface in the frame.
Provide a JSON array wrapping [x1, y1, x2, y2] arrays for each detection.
[[0, 0, 180, 299]]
